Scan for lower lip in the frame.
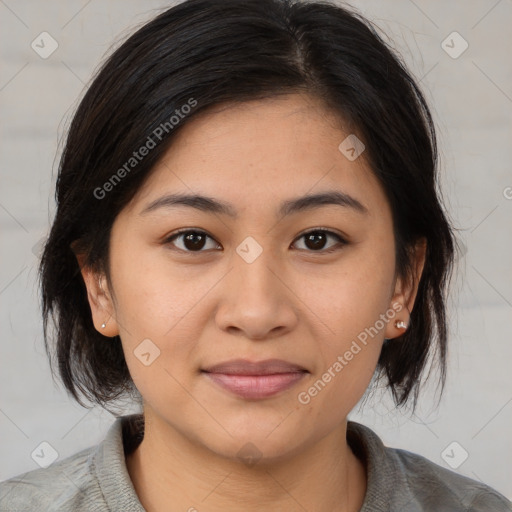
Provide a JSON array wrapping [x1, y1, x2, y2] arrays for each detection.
[[202, 371, 307, 399]]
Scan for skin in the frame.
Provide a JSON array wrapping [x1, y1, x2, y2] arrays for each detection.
[[78, 93, 426, 512]]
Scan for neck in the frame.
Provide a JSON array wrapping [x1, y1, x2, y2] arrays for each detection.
[[126, 410, 367, 512]]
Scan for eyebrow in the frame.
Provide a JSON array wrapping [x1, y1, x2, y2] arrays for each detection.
[[140, 190, 369, 218]]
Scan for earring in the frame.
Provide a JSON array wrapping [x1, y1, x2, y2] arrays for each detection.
[[98, 277, 108, 329], [395, 320, 407, 330], [101, 314, 111, 329]]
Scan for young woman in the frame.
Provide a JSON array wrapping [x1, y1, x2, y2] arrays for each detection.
[[1, 0, 510, 510]]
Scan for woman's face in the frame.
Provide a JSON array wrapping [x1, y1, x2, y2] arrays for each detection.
[[85, 93, 423, 462]]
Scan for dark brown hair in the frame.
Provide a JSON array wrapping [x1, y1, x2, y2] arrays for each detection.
[[39, 0, 456, 414]]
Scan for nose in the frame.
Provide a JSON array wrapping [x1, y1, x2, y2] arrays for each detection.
[[214, 243, 299, 340]]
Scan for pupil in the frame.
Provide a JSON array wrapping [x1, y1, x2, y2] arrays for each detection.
[[185, 232, 205, 250], [306, 232, 326, 250]]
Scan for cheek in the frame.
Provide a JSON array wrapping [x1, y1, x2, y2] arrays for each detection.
[[296, 282, 388, 423], [110, 238, 209, 336], [304, 347, 381, 429], [303, 241, 395, 339], [108, 242, 210, 398], [297, 242, 394, 403]]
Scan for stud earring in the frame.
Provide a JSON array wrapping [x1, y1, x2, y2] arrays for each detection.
[[98, 277, 109, 329], [395, 320, 407, 330], [101, 314, 111, 329]]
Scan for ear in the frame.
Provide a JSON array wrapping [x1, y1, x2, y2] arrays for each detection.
[[384, 237, 427, 340], [73, 249, 119, 338]]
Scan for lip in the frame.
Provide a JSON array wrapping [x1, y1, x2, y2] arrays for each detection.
[[201, 358, 309, 400], [202, 358, 308, 375]]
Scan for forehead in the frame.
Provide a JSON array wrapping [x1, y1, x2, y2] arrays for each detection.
[[124, 93, 389, 220]]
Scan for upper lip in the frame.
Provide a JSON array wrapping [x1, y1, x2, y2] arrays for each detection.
[[202, 358, 308, 375]]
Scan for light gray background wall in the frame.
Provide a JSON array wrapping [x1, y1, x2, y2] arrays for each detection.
[[1, 0, 511, 501]]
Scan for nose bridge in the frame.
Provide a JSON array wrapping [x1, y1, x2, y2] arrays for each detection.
[[233, 234, 279, 293]]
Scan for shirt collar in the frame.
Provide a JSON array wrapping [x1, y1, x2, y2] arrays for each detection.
[[93, 414, 408, 512], [93, 413, 145, 511]]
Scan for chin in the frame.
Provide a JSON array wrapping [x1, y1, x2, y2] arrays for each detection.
[[192, 417, 312, 468]]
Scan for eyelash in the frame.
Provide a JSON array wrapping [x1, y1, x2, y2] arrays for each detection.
[[163, 228, 348, 255]]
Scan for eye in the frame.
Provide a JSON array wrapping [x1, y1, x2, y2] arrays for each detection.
[[164, 229, 220, 252], [291, 229, 347, 253], [163, 228, 347, 254]]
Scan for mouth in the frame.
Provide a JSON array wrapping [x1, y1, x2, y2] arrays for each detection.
[[201, 358, 309, 400]]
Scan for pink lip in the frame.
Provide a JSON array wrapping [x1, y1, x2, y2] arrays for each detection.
[[203, 372, 307, 399], [201, 358, 308, 399]]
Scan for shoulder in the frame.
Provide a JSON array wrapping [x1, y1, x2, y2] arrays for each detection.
[[0, 445, 102, 512], [347, 421, 512, 512], [392, 446, 512, 511], [0, 414, 145, 512]]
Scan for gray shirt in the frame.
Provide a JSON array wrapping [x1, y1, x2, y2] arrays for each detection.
[[1, 414, 510, 511]]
